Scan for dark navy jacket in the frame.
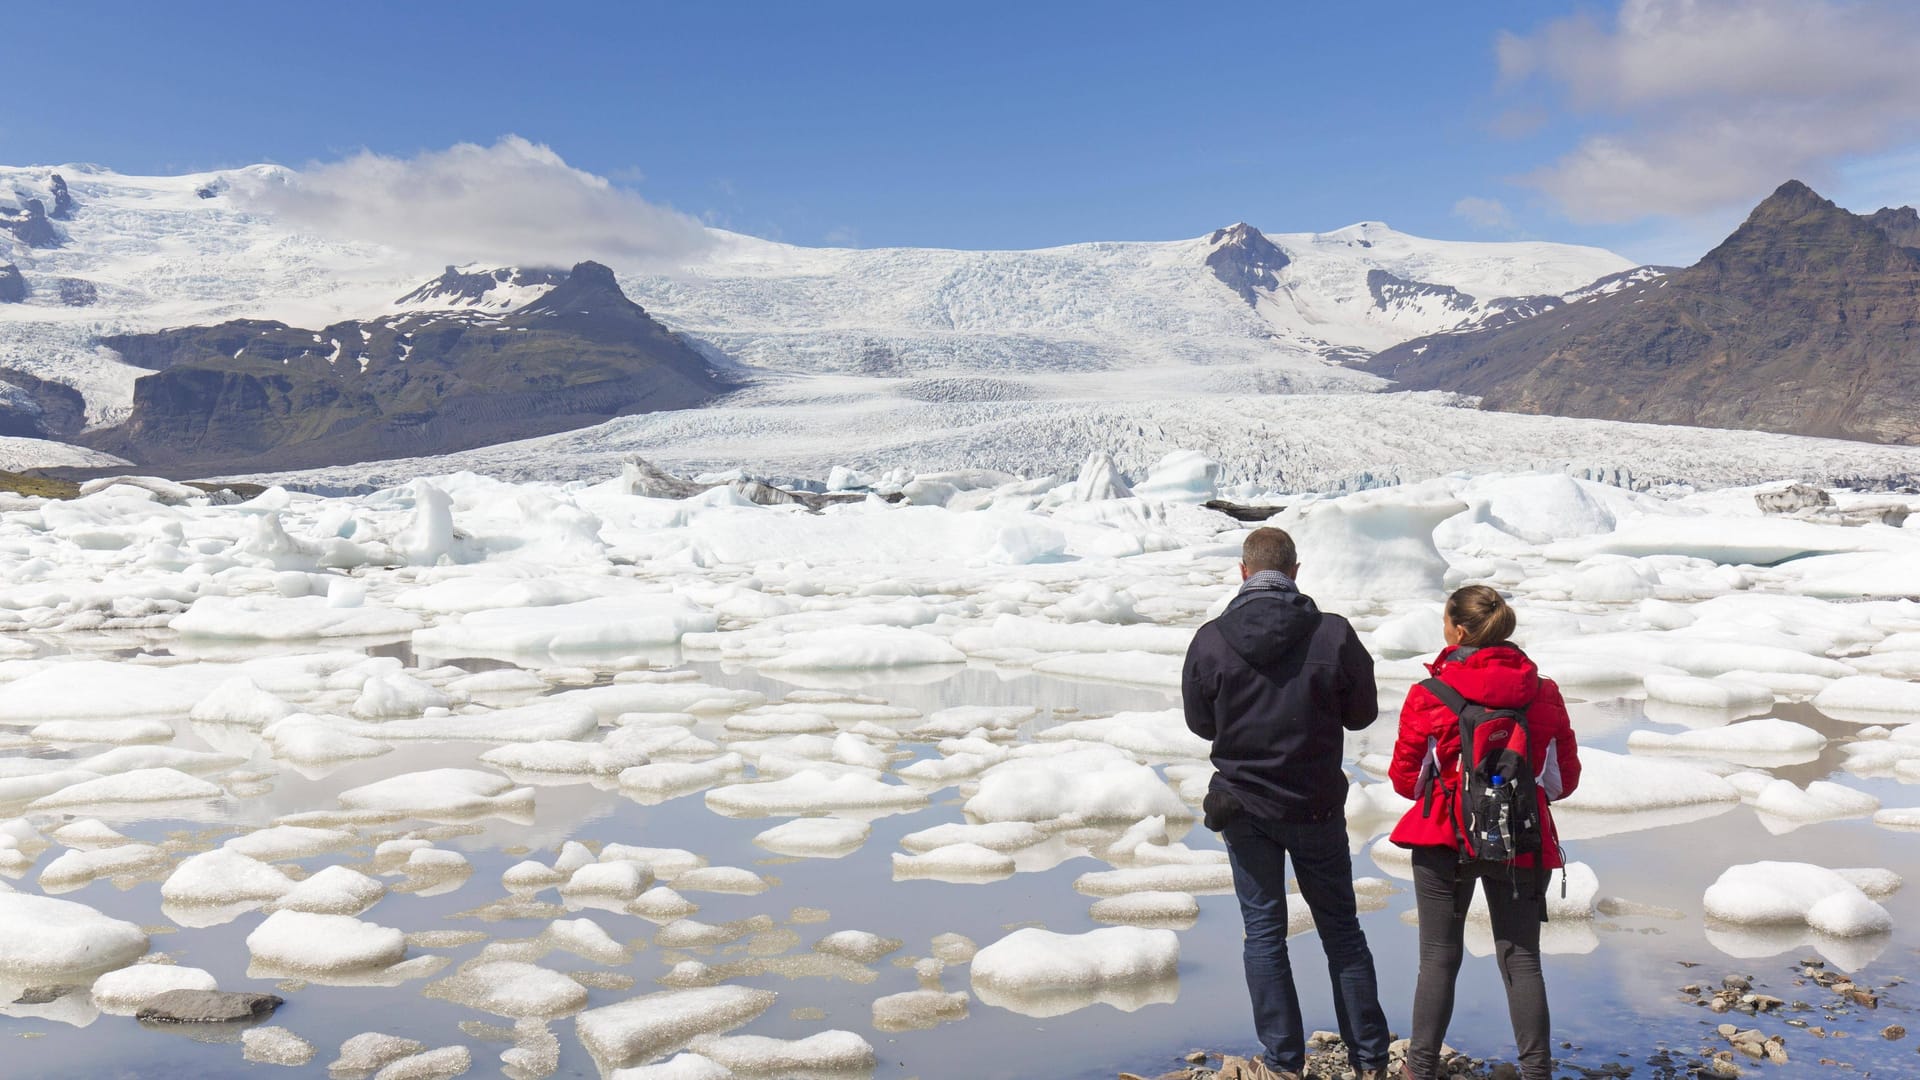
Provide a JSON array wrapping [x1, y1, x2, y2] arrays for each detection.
[[1181, 577, 1378, 823]]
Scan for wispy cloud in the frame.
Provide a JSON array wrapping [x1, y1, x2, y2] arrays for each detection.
[[236, 136, 712, 267], [1500, 0, 1920, 223], [1451, 196, 1517, 233]]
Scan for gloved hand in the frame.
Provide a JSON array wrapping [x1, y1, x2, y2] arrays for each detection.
[[1202, 789, 1241, 832]]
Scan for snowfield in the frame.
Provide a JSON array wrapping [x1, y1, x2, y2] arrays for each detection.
[[0, 163, 1667, 485], [0, 453, 1913, 1074]]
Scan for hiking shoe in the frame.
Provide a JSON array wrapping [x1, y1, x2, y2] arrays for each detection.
[[1246, 1058, 1300, 1080], [1215, 1055, 1299, 1080]]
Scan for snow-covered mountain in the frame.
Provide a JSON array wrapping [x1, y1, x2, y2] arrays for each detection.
[[19, 161, 1909, 493], [1, 163, 1632, 438]]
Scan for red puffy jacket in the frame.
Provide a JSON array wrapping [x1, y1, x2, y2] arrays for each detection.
[[1388, 644, 1581, 869]]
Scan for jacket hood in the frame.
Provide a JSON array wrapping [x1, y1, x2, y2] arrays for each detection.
[[1218, 588, 1323, 671], [1426, 643, 1541, 708]]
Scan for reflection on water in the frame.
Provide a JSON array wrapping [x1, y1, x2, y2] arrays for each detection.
[[0, 633, 1915, 1079]]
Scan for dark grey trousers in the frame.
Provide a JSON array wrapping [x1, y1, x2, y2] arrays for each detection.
[[1407, 845, 1552, 1080]]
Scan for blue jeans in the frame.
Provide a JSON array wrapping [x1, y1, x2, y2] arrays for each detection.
[[1224, 814, 1391, 1073]]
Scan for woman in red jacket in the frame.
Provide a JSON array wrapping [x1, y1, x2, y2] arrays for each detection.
[[1387, 586, 1580, 1080]]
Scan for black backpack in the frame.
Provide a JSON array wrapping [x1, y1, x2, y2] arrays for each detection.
[[1419, 677, 1550, 899]]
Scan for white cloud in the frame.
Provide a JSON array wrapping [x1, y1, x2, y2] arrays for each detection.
[[1500, 0, 1920, 223], [1451, 196, 1517, 232], [236, 136, 712, 267]]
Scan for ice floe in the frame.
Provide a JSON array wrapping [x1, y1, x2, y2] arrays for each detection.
[[370, 1045, 472, 1079], [1089, 890, 1202, 929], [242, 1026, 317, 1066], [970, 926, 1180, 1018], [1814, 675, 1920, 720], [330, 1033, 430, 1076], [609, 1053, 732, 1080], [161, 849, 295, 906], [1626, 718, 1827, 765], [872, 988, 971, 1032], [413, 596, 717, 658], [1551, 749, 1740, 837], [685, 1030, 876, 1075], [1750, 779, 1880, 824], [892, 843, 1017, 882], [1641, 674, 1774, 714], [89, 963, 219, 1013], [246, 910, 408, 974], [424, 959, 588, 1018], [965, 746, 1190, 825], [27, 767, 224, 811], [574, 986, 778, 1070], [270, 864, 386, 915], [337, 769, 534, 820], [0, 893, 148, 978], [1703, 861, 1899, 937], [706, 770, 927, 817]]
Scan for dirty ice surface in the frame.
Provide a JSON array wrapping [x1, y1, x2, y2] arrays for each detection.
[[0, 457, 1916, 1077]]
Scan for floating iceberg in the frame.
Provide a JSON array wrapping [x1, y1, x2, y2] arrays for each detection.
[[970, 926, 1179, 1018]]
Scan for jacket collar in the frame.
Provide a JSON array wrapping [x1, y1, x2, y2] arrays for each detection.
[[1236, 569, 1297, 596], [1426, 642, 1542, 709]]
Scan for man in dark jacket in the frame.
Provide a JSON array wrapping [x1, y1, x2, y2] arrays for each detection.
[[1183, 527, 1389, 1080]]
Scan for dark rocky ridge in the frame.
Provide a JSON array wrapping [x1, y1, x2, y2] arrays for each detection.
[[1452, 293, 1561, 333], [1869, 205, 1920, 250], [84, 260, 731, 474], [1366, 181, 1920, 444], [1204, 223, 1290, 305], [0, 370, 88, 439], [1, 198, 60, 248], [0, 264, 24, 303], [49, 173, 74, 220], [54, 278, 97, 307], [1365, 268, 1475, 312]]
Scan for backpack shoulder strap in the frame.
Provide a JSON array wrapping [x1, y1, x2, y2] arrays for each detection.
[[1422, 677, 1480, 853], [1419, 677, 1470, 718]]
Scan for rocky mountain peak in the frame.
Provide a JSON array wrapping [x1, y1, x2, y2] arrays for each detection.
[[563, 259, 619, 292], [518, 260, 640, 319], [1365, 178, 1920, 446], [1699, 179, 1918, 281], [1746, 178, 1829, 222], [1206, 222, 1262, 246], [1204, 222, 1290, 305]]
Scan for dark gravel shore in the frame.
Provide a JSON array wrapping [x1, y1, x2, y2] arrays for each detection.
[[1119, 959, 1914, 1080]]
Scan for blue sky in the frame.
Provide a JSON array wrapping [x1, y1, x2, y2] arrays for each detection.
[[9, 1, 1918, 265]]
